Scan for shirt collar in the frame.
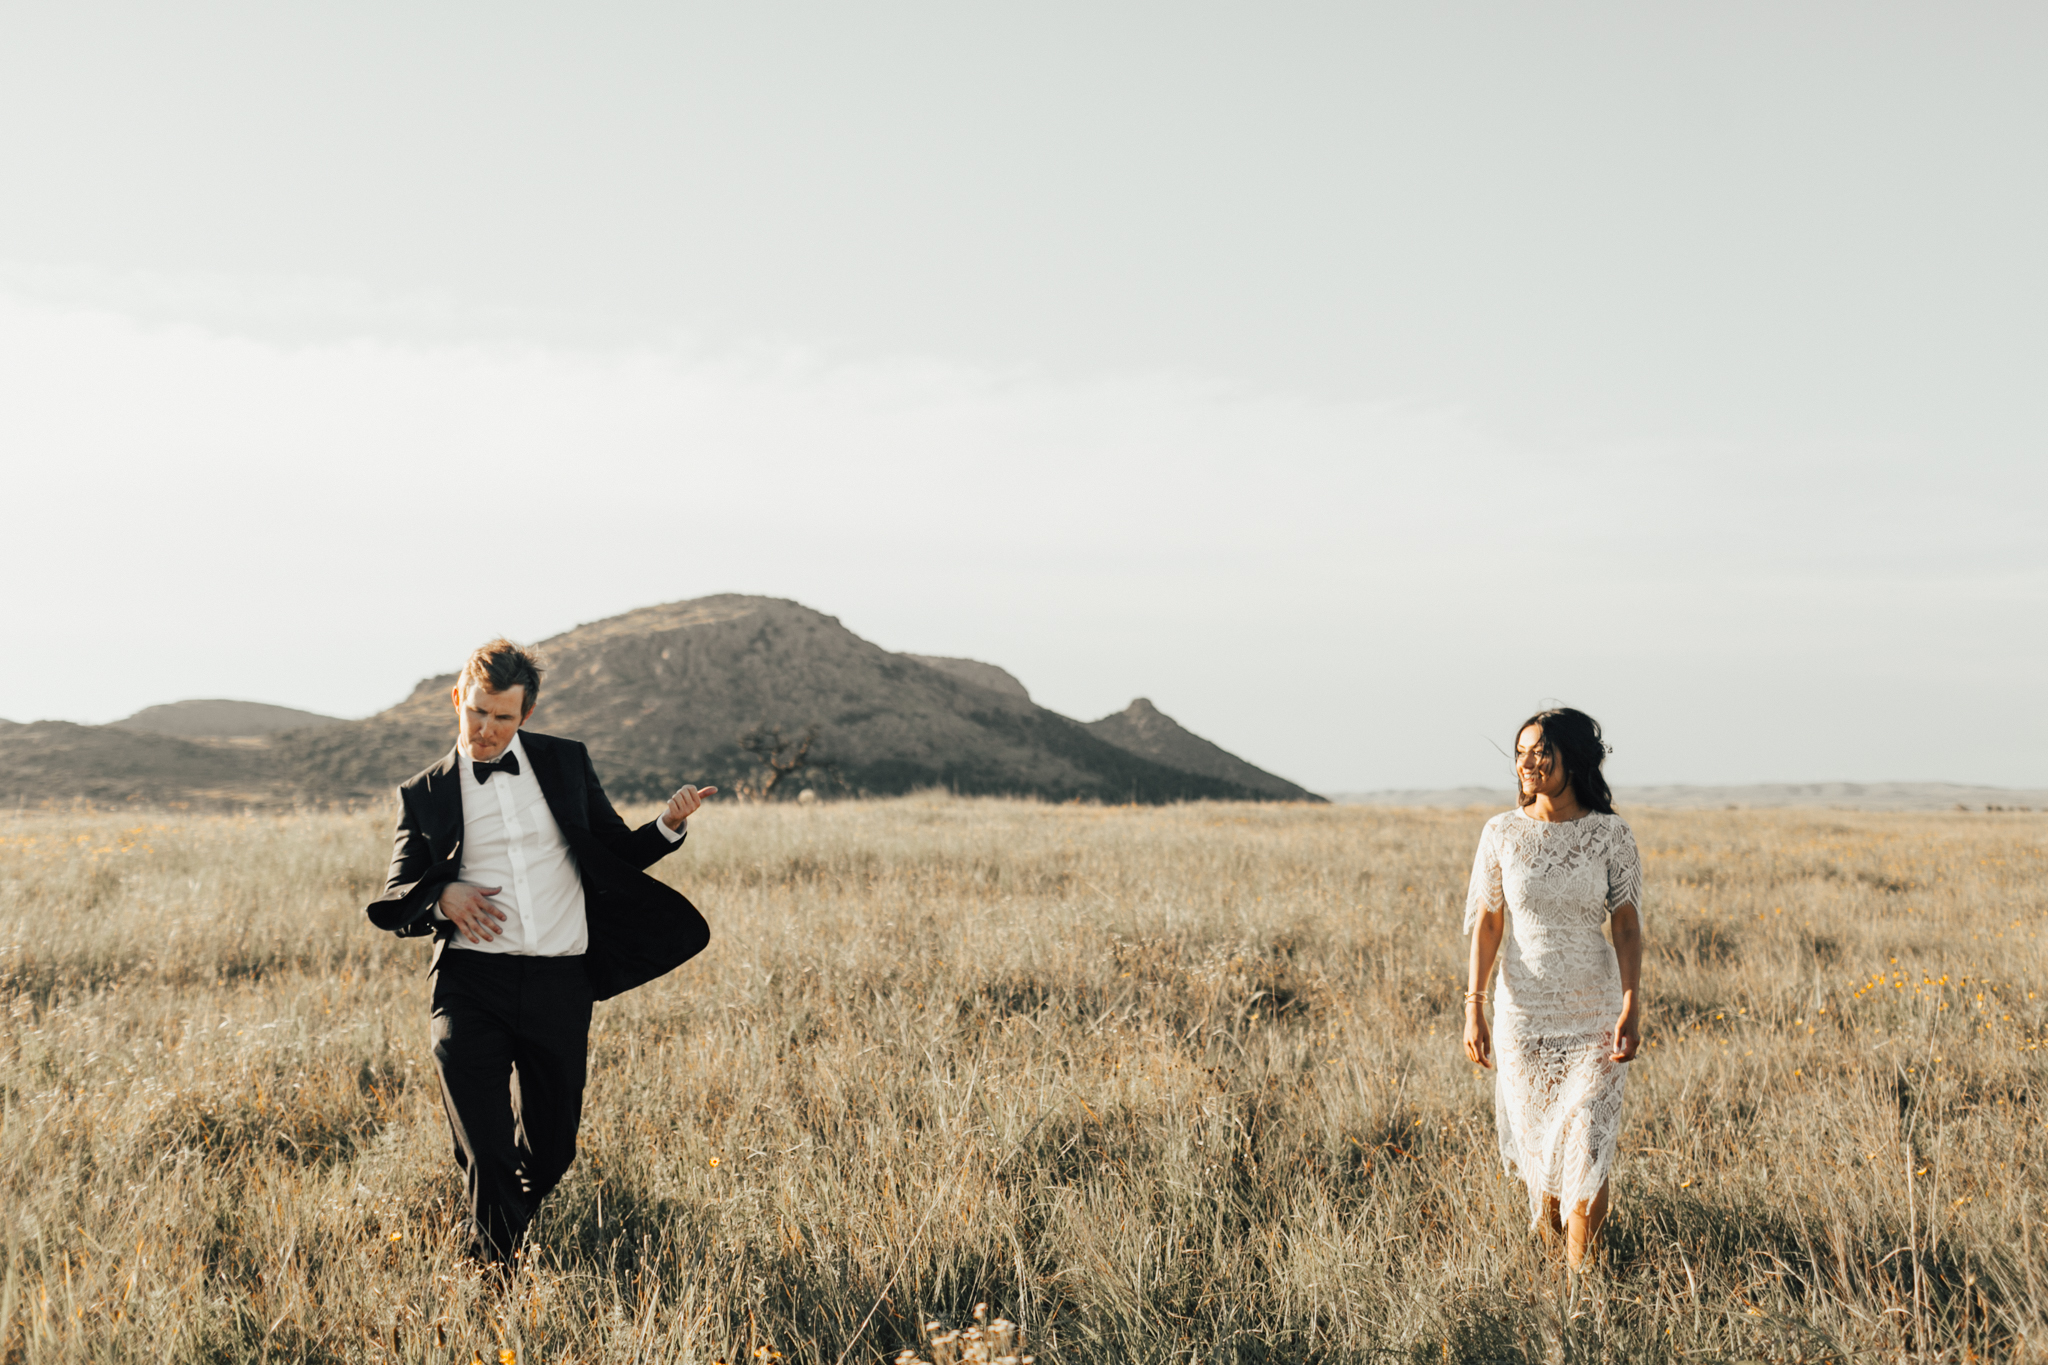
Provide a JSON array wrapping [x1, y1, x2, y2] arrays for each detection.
[[459, 729, 529, 771]]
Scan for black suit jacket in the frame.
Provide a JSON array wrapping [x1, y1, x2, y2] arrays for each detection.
[[365, 730, 710, 1001]]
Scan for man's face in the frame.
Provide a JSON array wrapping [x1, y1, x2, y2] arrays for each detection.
[[451, 680, 529, 761]]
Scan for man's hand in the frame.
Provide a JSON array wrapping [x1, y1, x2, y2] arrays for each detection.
[[439, 882, 507, 944], [662, 784, 719, 832]]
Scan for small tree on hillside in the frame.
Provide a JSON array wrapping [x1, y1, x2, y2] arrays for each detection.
[[737, 724, 831, 800]]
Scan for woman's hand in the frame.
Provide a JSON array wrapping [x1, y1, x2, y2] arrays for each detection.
[[1464, 1000, 1493, 1069], [1464, 909, 1502, 1071], [1609, 907, 1643, 1063], [1610, 994, 1642, 1062]]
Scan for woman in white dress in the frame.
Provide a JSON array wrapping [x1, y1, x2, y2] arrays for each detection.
[[1462, 707, 1644, 1268]]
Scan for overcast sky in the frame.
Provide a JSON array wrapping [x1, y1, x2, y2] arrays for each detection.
[[2, 2, 2043, 793]]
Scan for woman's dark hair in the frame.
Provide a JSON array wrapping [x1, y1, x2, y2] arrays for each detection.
[[1515, 707, 1614, 814]]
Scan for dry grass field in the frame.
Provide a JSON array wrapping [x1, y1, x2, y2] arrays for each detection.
[[1, 796, 2044, 1363]]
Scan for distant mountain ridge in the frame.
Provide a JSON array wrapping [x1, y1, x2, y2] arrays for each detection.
[[115, 699, 344, 738], [0, 595, 1321, 809], [1334, 782, 2048, 812], [0, 721, 288, 807]]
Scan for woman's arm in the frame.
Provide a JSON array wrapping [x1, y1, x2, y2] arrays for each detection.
[[1609, 904, 1643, 1061], [1464, 909, 1504, 1068]]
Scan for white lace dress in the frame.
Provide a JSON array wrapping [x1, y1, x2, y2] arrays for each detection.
[[1464, 809, 1644, 1225]]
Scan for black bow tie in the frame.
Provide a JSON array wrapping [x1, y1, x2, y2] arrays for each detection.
[[473, 752, 521, 783]]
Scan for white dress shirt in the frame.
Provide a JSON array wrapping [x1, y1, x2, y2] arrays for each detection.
[[442, 731, 683, 956]]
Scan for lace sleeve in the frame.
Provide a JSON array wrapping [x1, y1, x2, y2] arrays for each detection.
[[1463, 819, 1504, 934], [1606, 817, 1644, 922]]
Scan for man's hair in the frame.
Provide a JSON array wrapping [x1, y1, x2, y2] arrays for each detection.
[[460, 638, 545, 714]]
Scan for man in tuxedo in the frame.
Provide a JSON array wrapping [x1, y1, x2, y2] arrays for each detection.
[[365, 638, 715, 1269]]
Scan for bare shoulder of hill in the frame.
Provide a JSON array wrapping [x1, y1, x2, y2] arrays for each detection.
[[115, 699, 345, 738]]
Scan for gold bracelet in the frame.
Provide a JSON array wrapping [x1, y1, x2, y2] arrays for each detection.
[[1462, 990, 1489, 1003]]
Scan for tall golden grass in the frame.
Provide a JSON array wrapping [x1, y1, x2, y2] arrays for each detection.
[[0, 796, 2043, 1362]]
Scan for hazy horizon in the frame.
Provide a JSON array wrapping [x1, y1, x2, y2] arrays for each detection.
[[3, 4, 2042, 792]]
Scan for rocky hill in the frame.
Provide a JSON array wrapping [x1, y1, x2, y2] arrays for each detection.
[[3, 595, 1320, 808], [1086, 699, 1318, 802], [903, 655, 1031, 700]]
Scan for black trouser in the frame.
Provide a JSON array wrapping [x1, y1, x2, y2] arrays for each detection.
[[429, 951, 593, 1265]]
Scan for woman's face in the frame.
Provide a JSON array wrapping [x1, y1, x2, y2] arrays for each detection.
[[1515, 725, 1567, 803]]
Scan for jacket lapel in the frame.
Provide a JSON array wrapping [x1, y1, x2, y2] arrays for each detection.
[[420, 746, 465, 854], [418, 746, 465, 970], [522, 731, 587, 833]]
